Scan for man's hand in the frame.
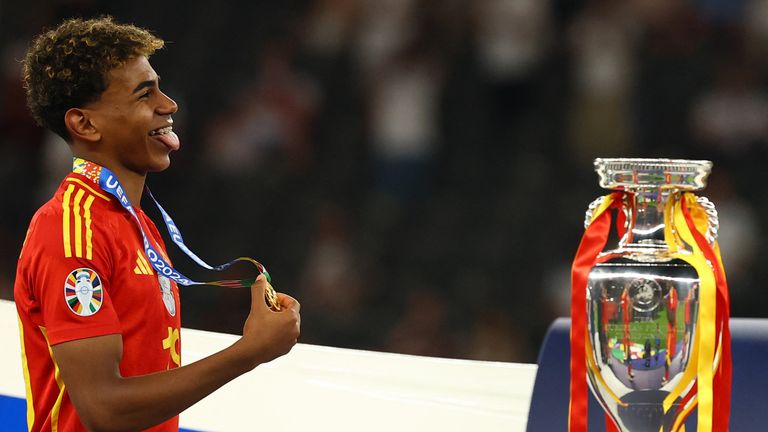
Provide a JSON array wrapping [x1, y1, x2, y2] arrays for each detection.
[[50, 274, 300, 431], [236, 274, 301, 369]]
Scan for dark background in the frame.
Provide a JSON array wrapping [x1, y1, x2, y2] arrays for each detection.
[[2, 0, 767, 363]]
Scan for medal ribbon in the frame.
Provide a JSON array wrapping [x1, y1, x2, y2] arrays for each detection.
[[569, 192, 624, 432], [72, 158, 275, 294]]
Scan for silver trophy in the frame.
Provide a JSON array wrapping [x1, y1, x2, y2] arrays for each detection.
[[585, 158, 716, 431]]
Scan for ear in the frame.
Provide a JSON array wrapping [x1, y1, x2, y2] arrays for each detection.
[[64, 108, 101, 143]]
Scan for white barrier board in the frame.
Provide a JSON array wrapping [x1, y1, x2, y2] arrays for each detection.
[[0, 299, 536, 431]]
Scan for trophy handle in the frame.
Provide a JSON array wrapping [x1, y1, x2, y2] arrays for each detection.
[[584, 196, 606, 229], [695, 196, 719, 245]]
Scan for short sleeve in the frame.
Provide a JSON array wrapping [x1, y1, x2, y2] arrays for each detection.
[[19, 199, 122, 346]]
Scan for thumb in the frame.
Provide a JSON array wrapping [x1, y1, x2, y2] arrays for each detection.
[[250, 274, 269, 311]]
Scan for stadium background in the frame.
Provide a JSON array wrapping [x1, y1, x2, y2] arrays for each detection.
[[2, 0, 767, 363]]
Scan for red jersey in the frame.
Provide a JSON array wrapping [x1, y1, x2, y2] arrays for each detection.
[[14, 167, 182, 432]]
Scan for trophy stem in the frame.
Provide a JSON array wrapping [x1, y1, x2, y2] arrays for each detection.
[[620, 189, 671, 249]]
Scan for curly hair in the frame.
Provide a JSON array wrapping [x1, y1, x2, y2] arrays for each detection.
[[22, 16, 164, 140]]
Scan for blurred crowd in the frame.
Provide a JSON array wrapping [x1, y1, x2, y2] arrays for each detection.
[[2, 0, 768, 363]]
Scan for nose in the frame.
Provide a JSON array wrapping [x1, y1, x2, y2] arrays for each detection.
[[157, 90, 178, 115]]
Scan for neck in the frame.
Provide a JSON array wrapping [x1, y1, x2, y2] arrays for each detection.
[[73, 152, 146, 208], [110, 166, 146, 209]]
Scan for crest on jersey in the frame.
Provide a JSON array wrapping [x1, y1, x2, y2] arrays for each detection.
[[158, 275, 176, 316], [64, 268, 103, 317]]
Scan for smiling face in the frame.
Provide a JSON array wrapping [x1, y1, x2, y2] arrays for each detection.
[[82, 56, 179, 175]]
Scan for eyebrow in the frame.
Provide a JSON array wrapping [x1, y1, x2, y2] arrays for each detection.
[[132, 76, 161, 94]]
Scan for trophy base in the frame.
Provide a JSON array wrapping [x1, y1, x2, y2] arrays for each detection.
[[616, 390, 679, 432]]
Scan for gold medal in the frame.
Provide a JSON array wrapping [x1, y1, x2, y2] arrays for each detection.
[[265, 283, 280, 311]]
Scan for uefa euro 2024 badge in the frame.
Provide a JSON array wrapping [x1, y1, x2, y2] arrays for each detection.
[[158, 275, 176, 316], [64, 268, 103, 317]]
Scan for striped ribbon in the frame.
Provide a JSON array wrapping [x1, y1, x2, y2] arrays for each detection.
[[72, 158, 280, 310]]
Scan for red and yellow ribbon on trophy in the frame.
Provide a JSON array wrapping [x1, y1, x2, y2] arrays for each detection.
[[569, 191, 731, 432]]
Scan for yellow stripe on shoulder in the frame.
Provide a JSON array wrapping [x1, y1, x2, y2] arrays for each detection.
[[73, 188, 85, 258], [84, 194, 95, 260], [62, 183, 101, 260], [65, 177, 111, 201], [62, 184, 74, 258]]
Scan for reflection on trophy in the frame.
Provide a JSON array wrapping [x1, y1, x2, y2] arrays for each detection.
[[572, 158, 732, 431]]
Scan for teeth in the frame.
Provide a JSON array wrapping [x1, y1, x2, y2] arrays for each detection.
[[150, 126, 172, 136]]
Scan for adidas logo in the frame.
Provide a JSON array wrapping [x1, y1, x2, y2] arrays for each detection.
[[134, 249, 155, 275]]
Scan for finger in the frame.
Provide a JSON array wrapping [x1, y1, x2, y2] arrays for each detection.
[[250, 274, 269, 311], [277, 293, 300, 312]]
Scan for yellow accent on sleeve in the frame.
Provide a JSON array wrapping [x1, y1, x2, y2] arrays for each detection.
[[84, 194, 95, 260], [62, 185, 97, 260], [62, 184, 74, 258], [16, 315, 35, 431], [39, 327, 66, 432], [73, 188, 85, 258]]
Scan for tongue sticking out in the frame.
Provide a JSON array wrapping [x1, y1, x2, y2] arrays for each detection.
[[154, 131, 180, 151]]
